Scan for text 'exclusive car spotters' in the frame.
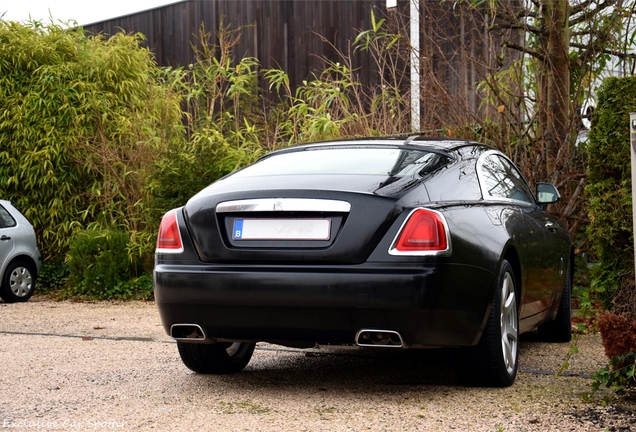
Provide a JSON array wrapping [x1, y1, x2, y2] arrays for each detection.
[[154, 137, 573, 387]]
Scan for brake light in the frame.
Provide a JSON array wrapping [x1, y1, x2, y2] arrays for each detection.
[[157, 209, 183, 252], [391, 209, 449, 254]]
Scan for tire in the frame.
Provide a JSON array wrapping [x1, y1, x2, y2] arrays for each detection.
[[177, 341, 255, 374], [538, 260, 572, 343], [455, 260, 519, 387], [0, 261, 36, 303]]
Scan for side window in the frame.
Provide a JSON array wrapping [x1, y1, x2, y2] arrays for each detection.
[[479, 154, 534, 204], [0, 205, 17, 229]]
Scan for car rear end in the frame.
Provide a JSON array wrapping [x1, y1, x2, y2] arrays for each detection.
[[154, 143, 497, 349]]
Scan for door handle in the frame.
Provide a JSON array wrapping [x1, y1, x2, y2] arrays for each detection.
[[0, 235, 11, 241]]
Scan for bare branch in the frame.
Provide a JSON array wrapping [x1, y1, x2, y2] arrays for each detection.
[[503, 41, 545, 61], [571, 42, 636, 59], [569, 0, 616, 27], [570, 30, 593, 37], [489, 22, 543, 34], [490, 4, 537, 25], [563, 177, 586, 218], [569, 0, 600, 17], [515, 9, 540, 20]]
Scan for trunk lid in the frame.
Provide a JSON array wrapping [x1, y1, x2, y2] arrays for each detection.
[[184, 173, 426, 264]]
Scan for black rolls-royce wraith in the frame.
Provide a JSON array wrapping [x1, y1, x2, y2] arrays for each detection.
[[154, 137, 573, 387]]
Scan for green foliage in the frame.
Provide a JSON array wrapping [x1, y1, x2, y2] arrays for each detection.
[[568, 244, 597, 324], [264, 13, 407, 145], [112, 274, 154, 301], [591, 351, 636, 401], [37, 261, 70, 294], [0, 20, 183, 259], [557, 335, 580, 375], [146, 24, 263, 215], [147, 128, 262, 214], [585, 76, 636, 311], [266, 62, 360, 144], [65, 228, 144, 299], [353, 10, 401, 52]]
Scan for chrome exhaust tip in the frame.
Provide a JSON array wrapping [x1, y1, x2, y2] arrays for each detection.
[[170, 323, 207, 341], [355, 329, 404, 348]]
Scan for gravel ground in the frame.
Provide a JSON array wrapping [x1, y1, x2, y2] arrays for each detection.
[[0, 299, 634, 431]]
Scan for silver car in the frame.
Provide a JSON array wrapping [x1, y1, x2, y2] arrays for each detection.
[[0, 200, 41, 302]]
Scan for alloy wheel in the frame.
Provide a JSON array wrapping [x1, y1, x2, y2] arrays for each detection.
[[499, 272, 518, 376]]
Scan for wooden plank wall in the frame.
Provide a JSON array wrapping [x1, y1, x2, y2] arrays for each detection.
[[83, 0, 389, 92], [83, 0, 517, 124]]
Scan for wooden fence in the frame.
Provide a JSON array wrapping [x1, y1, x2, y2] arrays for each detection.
[[84, 0, 518, 126]]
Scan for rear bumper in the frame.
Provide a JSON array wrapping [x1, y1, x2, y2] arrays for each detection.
[[154, 263, 495, 347]]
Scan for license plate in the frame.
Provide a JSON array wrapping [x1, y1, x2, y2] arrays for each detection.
[[232, 218, 331, 240]]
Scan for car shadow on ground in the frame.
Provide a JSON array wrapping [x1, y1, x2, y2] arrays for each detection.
[[198, 346, 461, 391], [177, 334, 570, 393]]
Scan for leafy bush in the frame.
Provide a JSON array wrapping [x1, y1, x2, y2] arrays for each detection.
[[0, 21, 183, 259], [145, 24, 264, 218], [586, 76, 636, 313], [597, 311, 636, 359], [591, 351, 636, 401], [66, 229, 137, 299], [147, 121, 262, 216], [36, 261, 70, 294], [590, 311, 636, 400]]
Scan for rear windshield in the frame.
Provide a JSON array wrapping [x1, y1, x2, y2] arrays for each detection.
[[231, 147, 450, 178]]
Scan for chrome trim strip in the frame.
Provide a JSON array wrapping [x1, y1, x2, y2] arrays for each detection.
[[388, 207, 452, 257], [217, 198, 351, 213]]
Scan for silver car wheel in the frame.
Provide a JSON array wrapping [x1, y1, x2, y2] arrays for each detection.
[[9, 266, 33, 297], [225, 342, 242, 357], [499, 272, 518, 376]]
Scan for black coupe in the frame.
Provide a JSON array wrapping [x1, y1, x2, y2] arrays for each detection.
[[154, 137, 573, 387]]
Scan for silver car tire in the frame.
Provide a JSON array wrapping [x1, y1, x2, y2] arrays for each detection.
[[0, 261, 36, 303]]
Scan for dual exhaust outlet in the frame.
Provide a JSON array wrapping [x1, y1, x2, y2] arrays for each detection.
[[170, 324, 405, 348], [171, 323, 207, 341], [355, 329, 404, 348]]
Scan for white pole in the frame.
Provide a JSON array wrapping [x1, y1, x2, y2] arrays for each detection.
[[410, 0, 420, 132], [630, 113, 636, 280]]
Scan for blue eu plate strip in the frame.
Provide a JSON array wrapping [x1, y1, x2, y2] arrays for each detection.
[[233, 219, 244, 239]]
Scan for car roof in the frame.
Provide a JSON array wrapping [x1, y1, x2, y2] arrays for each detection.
[[270, 136, 491, 155]]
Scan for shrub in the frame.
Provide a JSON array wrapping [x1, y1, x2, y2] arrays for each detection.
[[36, 261, 70, 294], [591, 311, 636, 400], [591, 351, 636, 400], [147, 127, 262, 217], [586, 76, 636, 314], [0, 21, 183, 259], [66, 229, 137, 299], [597, 311, 636, 359]]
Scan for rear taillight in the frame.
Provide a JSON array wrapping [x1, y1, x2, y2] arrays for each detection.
[[390, 208, 450, 255], [157, 209, 183, 252]]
